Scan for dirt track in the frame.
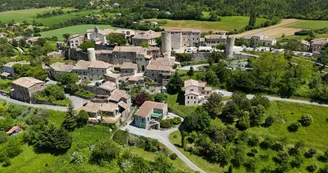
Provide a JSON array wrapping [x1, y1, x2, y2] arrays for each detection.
[[232, 19, 302, 39]]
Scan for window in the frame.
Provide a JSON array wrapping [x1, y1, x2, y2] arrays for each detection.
[[190, 89, 194, 92], [194, 101, 196, 104], [187, 96, 189, 99], [187, 101, 189, 104]]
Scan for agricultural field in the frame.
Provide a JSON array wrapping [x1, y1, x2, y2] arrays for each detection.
[[169, 101, 328, 173], [0, 8, 97, 26], [152, 16, 267, 32], [286, 20, 328, 30], [40, 25, 117, 40]]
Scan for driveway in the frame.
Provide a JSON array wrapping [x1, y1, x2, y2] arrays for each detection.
[[120, 122, 206, 173], [214, 89, 328, 107], [65, 94, 88, 109]]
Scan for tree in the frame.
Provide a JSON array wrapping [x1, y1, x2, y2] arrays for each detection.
[[62, 105, 77, 131], [63, 33, 71, 41], [216, 44, 225, 50], [250, 94, 270, 109], [264, 116, 275, 127], [204, 92, 224, 118], [90, 140, 120, 165], [0, 131, 8, 144], [79, 39, 95, 51], [183, 108, 211, 132], [76, 110, 89, 128], [154, 93, 167, 102], [307, 162, 318, 172], [249, 105, 265, 126], [205, 69, 219, 86], [187, 66, 194, 76], [135, 92, 151, 105], [44, 84, 66, 100], [141, 41, 150, 48], [237, 112, 251, 130], [167, 72, 183, 94], [56, 73, 79, 85], [299, 114, 313, 127], [152, 154, 173, 173], [107, 33, 127, 46], [288, 122, 302, 132]]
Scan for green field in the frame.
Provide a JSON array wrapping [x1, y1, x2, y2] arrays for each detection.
[[153, 16, 266, 31], [0, 8, 97, 26], [40, 24, 117, 40], [169, 101, 328, 172], [166, 92, 199, 117], [287, 20, 328, 30], [277, 33, 328, 41]]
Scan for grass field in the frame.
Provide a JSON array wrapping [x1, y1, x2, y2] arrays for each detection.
[[152, 16, 266, 32], [40, 24, 117, 40], [277, 33, 328, 41], [166, 92, 199, 117], [169, 101, 328, 172], [0, 8, 97, 27], [287, 20, 328, 30]]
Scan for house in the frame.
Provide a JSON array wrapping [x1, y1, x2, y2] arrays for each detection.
[[166, 29, 201, 50], [49, 62, 74, 79], [184, 79, 212, 106], [11, 77, 45, 103], [200, 34, 227, 48], [97, 81, 117, 95], [6, 126, 21, 135], [134, 101, 168, 129], [86, 26, 110, 45], [69, 34, 85, 49], [310, 38, 328, 52], [72, 60, 113, 81], [108, 89, 131, 105], [78, 101, 129, 125], [131, 30, 159, 46], [144, 57, 174, 85], [120, 62, 138, 76], [251, 35, 277, 46], [104, 73, 120, 87], [1, 61, 30, 77]]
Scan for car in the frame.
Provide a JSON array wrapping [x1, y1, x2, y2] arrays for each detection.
[[217, 91, 224, 96]]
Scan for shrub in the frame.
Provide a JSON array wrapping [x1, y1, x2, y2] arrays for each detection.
[[299, 114, 313, 127], [172, 117, 182, 125], [264, 116, 275, 127], [306, 148, 317, 158], [288, 122, 302, 132], [0, 131, 8, 144], [160, 119, 174, 128], [260, 137, 274, 150], [248, 134, 260, 147], [113, 130, 128, 145], [307, 162, 318, 172], [169, 153, 178, 160]]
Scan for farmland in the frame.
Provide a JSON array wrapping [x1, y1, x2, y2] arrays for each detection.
[[40, 25, 117, 40], [286, 20, 328, 30], [0, 8, 97, 26], [150, 16, 267, 32]]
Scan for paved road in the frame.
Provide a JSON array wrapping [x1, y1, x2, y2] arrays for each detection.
[[178, 64, 208, 71], [121, 123, 206, 173], [0, 94, 67, 111], [215, 89, 328, 107], [65, 94, 88, 109]]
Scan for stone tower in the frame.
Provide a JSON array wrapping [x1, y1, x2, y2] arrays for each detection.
[[161, 31, 171, 56], [87, 48, 96, 61], [225, 36, 235, 59]]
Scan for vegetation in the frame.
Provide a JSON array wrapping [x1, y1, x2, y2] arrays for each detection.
[[33, 84, 71, 106], [107, 33, 127, 46]]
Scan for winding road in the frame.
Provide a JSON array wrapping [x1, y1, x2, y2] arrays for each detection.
[[120, 122, 206, 173]]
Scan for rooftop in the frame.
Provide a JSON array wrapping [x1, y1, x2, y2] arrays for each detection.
[[113, 46, 147, 54], [98, 81, 116, 91], [311, 38, 328, 45], [3, 61, 29, 68], [120, 62, 137, 69], [73, 60, 90, 70], [133, 30, 159, 40], [105, 73, 120, 79], [204, 35, 227, 40], [50, 62, 74, 72], [135, 101, 166, 117], [146, 58, 172, 71], [108, 89, 130, 102], [13, 77, 44, 88], [89, 60, 112, 69], [79, 101, 119, 113], [166, 29, 201, 33]]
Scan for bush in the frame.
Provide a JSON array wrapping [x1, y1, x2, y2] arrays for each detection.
[[288, 122, 302, 132], [169, 153, 178, 160], [299, 114, 313, 127], [113, 130, 128, 145], [160, 118, 181, 128], [0, 131, 8, 144], [307, 162, 318, 172], [172, 117, 182, 125], [264, 116, 275, 127]]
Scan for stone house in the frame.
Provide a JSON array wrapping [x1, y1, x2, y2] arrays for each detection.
[[134, 101, 168, 129], [131, 30, 159, 46], [166, 29, 201, 50], [144, 57, 174, 85], [1, 61, 30, 78], [97, 81, 117, 95], [11, 77, 46, 103], [251, 35, 277, 46], [69, 34, 85, 49], [120, 62, 138, 76], [310, 38, 328, 52], [184, 79, 212, 106], [72, 60, 113, 81], [49, 62, 74, 79], [200, 34, 227, 48]]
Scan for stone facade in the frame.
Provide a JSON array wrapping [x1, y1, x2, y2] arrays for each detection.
[[11, 77, 45, 103], [1, 61, 30, 77], [69, 34, 85, 49]]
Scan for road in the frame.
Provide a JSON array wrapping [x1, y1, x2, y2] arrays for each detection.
[[0, 94, 67, 111], [120, 123, 206, 173], [215, 89, 328, 107], [178, 64, 208, 71]]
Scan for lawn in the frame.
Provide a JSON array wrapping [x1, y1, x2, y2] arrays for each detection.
[[287, 20, 328, 30], [0, 7, 72, 23], [40, 24, 117, 40], [152, 16, 267, 31], [122, 147, 193, 172], [166, 92, 199, 117], [277, 33, 328, 41]]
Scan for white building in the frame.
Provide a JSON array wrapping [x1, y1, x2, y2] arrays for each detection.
[[68, 34, 85, 49], [166, 29, 201, 50], [251, 35, 277, 46], [72, 60, 113, 81], [184, 79, 212, 106], [131, 30, 159, 46]]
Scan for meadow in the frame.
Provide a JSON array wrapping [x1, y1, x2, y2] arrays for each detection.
[[169, 101, 328, 173], [0, 8, 97, 26], [151, 16, 267, 32], [40, 25, 117, 40], [286, 20, 328, 30]]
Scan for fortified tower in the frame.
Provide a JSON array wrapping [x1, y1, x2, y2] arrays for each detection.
[[225, 36, 235, 59]]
